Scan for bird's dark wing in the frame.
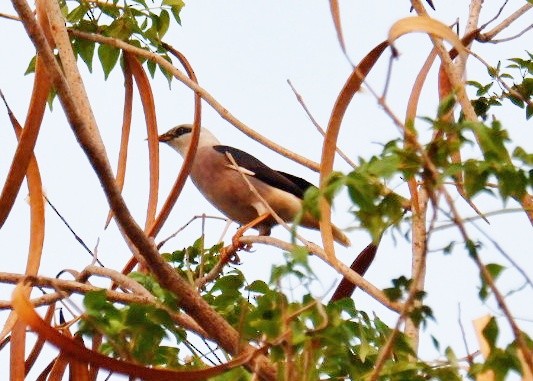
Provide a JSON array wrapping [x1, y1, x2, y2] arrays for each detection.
[[213, 145, 314, 199], [276, 171, 315, 195]]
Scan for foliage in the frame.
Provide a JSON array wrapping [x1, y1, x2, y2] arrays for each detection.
[[468, 52, 533, 121], [79, 241, 464, 380]]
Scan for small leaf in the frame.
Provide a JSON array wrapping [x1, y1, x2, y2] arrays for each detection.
[[212, 274, 245, 292], [24, 55, 37, 75], [438, 93, 456, 118], [246, 280, 270, 294], [431, 335, 440, 351], [106, 17, 133, 40], [147, 59, 157, 78], [67, 4, 89, 23], [479, 263, 505, 301], [98, 44, 120, 79], [485, 263, 505, 281], [83, 289, 108, 311], [171, 5, 183, 25], [164, 0, 185, 24], [442, 241, 455, 255], [481, 316, 499, 349], [158, 10, 170, 39], [75, 38, 95, 72]]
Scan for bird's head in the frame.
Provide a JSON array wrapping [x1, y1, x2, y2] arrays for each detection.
[[158, 124, 220, 156]]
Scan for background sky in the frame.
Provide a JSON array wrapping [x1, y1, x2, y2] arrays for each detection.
[[1, 1, 532, 379]]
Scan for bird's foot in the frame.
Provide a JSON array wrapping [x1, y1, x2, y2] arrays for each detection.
[[219, 245, 242, 265], [231, 234, 255, 254], [230, 213, 271, 252]]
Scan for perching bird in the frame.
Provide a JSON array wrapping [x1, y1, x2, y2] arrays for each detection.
[[158, 124, 351, 247]]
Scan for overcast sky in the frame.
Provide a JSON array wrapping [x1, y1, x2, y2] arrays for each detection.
[[1, 1, 532, 379]]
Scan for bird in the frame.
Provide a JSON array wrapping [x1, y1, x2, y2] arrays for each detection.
[[158, 124, 351, 247]]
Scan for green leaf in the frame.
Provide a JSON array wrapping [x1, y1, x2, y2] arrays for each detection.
[[212, 274, 245, 292], [246, 280, 270, 294], [481, 317, 499, 349], [383, 286, 403, 302], [99, 2, 120, 18], [463, 159, 490, 197], [290, 245, 309, 265], [512, 146, 533, 165], [75, 38, 95, 72], [442, 241, 456, 255], [105, 17, 134, 40], [98, 44, 120, 79], [479, 263, 505, 301], [147, 56, 157, 77], [24, 55, 36, 75], [485, 263, 505, 280], [301, 186, 321, 219], [467, 121, 510, 163], [163, 0, 185, 6], [465, 240, 480, 258], [164, 0, 185, 24], [158, 9, 171, 39], [67, 4, 89, 23], [83, 289, 108, 312], [437, 93, 456, 118], [497, 165, 527, 200], [431, 335, 440, 351], [246, 294, 282, 339]]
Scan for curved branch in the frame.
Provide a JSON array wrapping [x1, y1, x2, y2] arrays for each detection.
[[68, 29, 319, 172], [0, 271, 206, 337]]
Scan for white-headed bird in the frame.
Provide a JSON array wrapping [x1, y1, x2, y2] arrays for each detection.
[[159, 124, 350, 247]]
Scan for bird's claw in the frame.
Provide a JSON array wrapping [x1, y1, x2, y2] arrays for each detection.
[[219, 246, 241, 265]]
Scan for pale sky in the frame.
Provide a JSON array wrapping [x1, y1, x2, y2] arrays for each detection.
[[1, 1, 532, 379]]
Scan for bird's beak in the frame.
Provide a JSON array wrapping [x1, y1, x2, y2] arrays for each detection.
[[158, 132, 172, 143]]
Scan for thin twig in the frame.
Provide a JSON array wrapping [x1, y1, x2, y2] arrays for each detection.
[[157, 214, 228, 250], [0, 11, 19, 21], [286, 79, 356, 169], [484, 24, 533, 43], [478, 3, 532, 42], [456, 0, 483, 75], [457, 304, 474, 367], [440, 189, 533, 375], [45, 196, 104, 267]]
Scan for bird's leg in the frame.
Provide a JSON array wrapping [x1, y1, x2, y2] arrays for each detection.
[[231, 212, 271, 250], [217, 213, 271, 266]]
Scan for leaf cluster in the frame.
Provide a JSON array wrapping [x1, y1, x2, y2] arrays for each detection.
[[468, 52, 533, 120], [79, 289, 186, 368], [303, 141, 408, 242], [77, 241, 466, 379], [467, 317, 533, 380], [29, 0, 185, 78]]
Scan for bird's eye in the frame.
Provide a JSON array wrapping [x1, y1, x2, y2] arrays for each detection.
[[176, 126, 192, 137]]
